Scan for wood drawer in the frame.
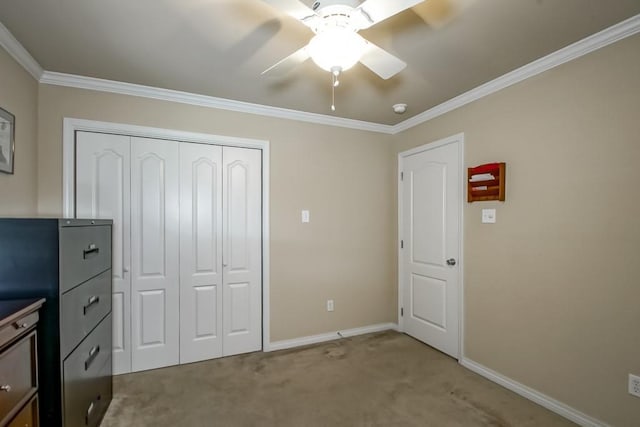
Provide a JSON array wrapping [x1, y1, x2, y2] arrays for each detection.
[[8, 394, 38, 427], [0, 311, 37, 350], [0, 331, 37, 425], [60, 270, 112, 357], [60, 226, 111, 292]]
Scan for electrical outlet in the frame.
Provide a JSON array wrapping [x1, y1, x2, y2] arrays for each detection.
[[629, 374, 640, 397], [326, 299, 334, 312]]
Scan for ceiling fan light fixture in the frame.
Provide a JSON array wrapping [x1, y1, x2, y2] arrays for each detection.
[[307, 27, 366, 72]]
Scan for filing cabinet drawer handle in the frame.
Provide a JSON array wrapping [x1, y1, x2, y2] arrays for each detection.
[[84, 394, 102, 426], [83, 295, 100, 315], [83, 244, 100, 259], [85, 394, 102, 425], [0, 384, 11, 392], [84, 345, 101, 371], [85, 401, 94, 425]]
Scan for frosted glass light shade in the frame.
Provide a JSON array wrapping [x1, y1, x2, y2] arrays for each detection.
[[308, 27, 367, 72]]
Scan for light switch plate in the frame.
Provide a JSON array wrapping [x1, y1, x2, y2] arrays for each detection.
[[482, 209, 496, 224], [301, 210, 310, 223]]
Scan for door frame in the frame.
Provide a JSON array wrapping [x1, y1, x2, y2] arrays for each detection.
[[62, 117, 272, 350], [397, 133, 465, 359]]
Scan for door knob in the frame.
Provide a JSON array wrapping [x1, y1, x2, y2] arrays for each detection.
[[446, 258, 456, 266]]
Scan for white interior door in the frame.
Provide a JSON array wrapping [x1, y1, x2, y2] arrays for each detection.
[[222, 147, 262, 356], [75, 131, 132, 375], [400, 138, 461, 358], [130, 137, 180, 371], [179, 143, 223, 364]]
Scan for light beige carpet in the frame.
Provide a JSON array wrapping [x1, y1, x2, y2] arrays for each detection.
[[101, 331, 575, 426]]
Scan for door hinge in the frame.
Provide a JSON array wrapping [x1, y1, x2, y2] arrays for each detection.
[[400, 240, 404, 249], [400, 171, 404, 181], [401, 307, 404, 317]]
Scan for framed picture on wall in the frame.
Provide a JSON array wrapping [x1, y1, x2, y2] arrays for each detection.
[[0, 107, 15, 174]]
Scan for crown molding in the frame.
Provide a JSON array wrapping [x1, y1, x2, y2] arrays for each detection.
[[3, 12, 639, 134], [0, 21, 43, 80], [391, 13, 640, 134], [39, 71, 395, 134]]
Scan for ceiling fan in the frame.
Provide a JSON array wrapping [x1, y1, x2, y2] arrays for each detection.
[[260, 0, 426, 110], [260, 0, 472, 111]]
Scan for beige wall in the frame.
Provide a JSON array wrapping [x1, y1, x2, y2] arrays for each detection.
[[36, 86, 396, 341], [394, 33, 640, 426], [0, 47, 38, 215]]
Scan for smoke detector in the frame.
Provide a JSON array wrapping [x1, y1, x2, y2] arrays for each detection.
[[393, 103, 407, 114]]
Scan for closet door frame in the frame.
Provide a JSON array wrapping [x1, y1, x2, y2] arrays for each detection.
[[62, 118, 272, 350]]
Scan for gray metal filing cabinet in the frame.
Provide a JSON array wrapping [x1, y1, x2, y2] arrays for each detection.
[[0, 219, 113, 427]]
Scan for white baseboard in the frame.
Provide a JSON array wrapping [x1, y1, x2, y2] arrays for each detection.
[[460, 358, 608, 427], [266, 322, 398, 352]]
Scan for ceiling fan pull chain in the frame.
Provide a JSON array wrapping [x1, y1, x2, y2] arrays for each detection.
[[330, 66, 341, 112], [331, 72, 336, 111]]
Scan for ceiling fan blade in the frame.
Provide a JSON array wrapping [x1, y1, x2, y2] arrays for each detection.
[[260, 0, 320, 28], [261, 46, 310, 76], [359, 39, 407, 80], [354, 0, 425, 29], [412, 0, 475, 29]]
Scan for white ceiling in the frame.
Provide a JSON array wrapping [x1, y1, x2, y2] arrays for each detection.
[[1, 0, 639, 125]]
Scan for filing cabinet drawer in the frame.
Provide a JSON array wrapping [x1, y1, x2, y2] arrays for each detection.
[[64, 351, 112, 427], [8, 394, 37, 427], [61, 270, 112, 357], [63, 314, 111, 388], [0, 311, 38, 351], [0, 331, 37, 425], [60, 226, 111, 292]]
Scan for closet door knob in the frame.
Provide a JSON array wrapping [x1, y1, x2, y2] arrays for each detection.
[[446, 258, 456, 266]]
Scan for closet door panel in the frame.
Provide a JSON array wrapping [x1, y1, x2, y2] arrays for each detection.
[[130, 137, 180, 372], [222, 147, 262, 356], [76, 131, 132, 375], [179, 143, 223, 364]]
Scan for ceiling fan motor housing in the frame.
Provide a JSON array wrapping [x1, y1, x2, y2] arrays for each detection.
[[313, 0, 361, 12], [305, 1, 371, 72], [261, 0, 411, 83]]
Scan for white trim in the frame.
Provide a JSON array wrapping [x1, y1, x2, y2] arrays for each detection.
[[392, 13, 640, 134], [62, 117, 272, 350], [45, 72, 394, 134], [266, 323, 398, 352], [0, 21, 43, 80], [397, 162, 404, 331], [460, 358, 608, 427], [397, 133, 465, 359]]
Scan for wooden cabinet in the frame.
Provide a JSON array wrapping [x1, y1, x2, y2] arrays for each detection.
[[468, 162, 506, 202], [8, 395, 38, 427], [0, 298, 44, 427]]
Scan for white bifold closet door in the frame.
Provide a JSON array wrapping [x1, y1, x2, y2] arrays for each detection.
[[179, 144, 262, 362], [178, 143, 223, 363], [129, 137, 180, 371], [76, 132, 132, 374], [220, 146, 262, 356], [75, 132, 262, 374]]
